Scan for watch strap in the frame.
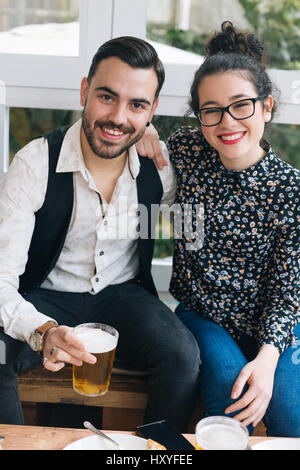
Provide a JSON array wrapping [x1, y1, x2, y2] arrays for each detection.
[[36, 320, 57, 337], [36, 320, 57, 351]]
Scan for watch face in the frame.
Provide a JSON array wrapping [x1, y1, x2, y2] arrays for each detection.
[[29, 321, 57, 351], [29, 332, 42, 351]]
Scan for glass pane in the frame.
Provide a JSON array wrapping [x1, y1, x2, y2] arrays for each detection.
[[265, 122, 300, 170], [147, 0, 300, 70], [0, 0, 79, 56], [9, 106, 80, 162]]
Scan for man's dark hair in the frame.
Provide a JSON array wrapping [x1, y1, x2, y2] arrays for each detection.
[[87, 36, 165, 101]]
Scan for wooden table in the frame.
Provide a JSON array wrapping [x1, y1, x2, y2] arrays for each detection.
[[0, 424, 271, 450]]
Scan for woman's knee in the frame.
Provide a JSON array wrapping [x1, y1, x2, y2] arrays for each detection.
[[264, 407, 300, 437], [264, 392, 300, 437], [264, 344, 300, 437]]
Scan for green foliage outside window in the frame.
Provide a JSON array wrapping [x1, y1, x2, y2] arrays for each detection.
[[239, 0, 300, 70], [147, 0, 300, 70], [9, 108, 79, 163]]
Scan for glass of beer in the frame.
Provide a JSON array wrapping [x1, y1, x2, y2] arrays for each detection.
[[195, 416, 249, 450], [73, 323, 119, 397]]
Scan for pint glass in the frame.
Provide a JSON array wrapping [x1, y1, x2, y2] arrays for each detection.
[[73, 323, 119, 397], [195, 416, 249, 450]]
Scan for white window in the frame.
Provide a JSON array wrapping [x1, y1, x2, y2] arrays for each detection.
[[146, 0, 300, 121], [0, 0, 111, 173], [1, 0, 299, 168]]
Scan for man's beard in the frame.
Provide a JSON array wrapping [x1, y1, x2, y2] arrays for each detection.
[[82, 113, 145, 159]]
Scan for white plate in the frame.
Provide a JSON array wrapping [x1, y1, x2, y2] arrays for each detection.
[[252, 438, 300, 450], [64, 433, 147, 450]]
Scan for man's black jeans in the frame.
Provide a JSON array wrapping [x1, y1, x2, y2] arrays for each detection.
[[0, 281, 200, 430]]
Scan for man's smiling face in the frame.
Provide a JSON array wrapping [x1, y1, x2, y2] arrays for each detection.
[[80, 56, 159, 160]]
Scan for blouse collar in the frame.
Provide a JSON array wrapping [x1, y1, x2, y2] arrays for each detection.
[[212, 144, 276, 179]]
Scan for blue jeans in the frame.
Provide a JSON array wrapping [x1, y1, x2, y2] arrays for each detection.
[[175, 303, 300, 437]]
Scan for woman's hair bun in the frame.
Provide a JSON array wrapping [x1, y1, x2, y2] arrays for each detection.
[[206, 21, 264, 63]]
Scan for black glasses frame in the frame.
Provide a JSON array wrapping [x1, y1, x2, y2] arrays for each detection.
[[196, 96, 265, 127]]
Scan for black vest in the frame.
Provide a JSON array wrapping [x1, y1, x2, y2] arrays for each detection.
[[19, 126, 163, 297]]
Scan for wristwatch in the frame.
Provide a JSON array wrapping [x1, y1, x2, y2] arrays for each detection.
[[28, 321, 58, 352]]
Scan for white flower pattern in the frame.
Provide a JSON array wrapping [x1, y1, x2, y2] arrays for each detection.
[[168, 126, 300, 354]]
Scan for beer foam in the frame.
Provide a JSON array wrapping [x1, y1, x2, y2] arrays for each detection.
[[76, 328, 117, 353], [197, 424, 247, 450]]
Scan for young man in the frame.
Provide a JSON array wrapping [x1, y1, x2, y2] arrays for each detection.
[[0, 37, 200, 429]]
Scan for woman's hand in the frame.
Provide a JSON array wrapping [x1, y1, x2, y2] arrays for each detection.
[[225, 344, 279, 427], [136, 123, 168, 170]]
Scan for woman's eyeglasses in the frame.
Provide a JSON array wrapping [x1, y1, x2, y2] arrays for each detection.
[[196, 97, 265, 127]]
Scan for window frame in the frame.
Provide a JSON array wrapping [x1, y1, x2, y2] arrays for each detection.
[[1, 1, 299, 168]]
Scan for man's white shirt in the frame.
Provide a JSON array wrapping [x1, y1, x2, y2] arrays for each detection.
[[0, 119, 176, 343]]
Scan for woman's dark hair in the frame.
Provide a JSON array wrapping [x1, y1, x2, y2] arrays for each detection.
[[87, 36, 165, 101], [189, 21, 278, 120]]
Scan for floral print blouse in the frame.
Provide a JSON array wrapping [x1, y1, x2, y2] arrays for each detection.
[[167, 126, 300, 354]]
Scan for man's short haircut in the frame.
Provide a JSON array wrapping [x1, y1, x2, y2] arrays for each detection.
[[87, 36, 165, 101]]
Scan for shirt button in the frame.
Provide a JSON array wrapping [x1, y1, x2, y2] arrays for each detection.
[[99, 251, 104, 256], [95, 277, 99, 282], [103, 220, 108, 226]]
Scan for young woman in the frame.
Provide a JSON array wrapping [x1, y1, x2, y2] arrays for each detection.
[[137, 22, 300, 437]]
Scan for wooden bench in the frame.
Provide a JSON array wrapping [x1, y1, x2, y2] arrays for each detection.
[[18, 363, 266, 435], [18, 363, 150, 431]]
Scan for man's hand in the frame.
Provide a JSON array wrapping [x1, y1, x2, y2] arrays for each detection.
[[225, 344, 279, 427], [42, 325, 96, 372], [136, 123, 168, 170]]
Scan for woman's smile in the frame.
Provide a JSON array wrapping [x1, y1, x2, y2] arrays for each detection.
[[217, 131, 247, 145]]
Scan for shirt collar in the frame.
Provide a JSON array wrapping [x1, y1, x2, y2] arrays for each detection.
[[55, 118, 140, 180], [56, 119, 85, 173], [127, 143, 141, 180], [213, 145, 275, 179]]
